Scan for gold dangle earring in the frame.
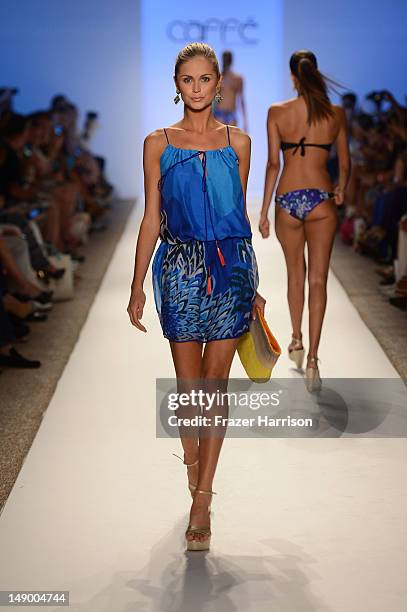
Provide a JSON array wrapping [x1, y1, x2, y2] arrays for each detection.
[[214, 89, 223, 103], [174, 89, 181, 104]]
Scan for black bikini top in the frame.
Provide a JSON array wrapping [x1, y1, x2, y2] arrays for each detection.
[[280, 136, 332, 156]]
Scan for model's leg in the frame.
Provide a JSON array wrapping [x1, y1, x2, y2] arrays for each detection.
[[169, 340, 204, 490], [186, 337, 240, 543], [304, 199, 338, 365], [275, 205, 306, 341]]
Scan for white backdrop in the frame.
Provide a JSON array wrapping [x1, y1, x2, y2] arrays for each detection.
[[0, 0, 141, 199], [283, 0, 407, 104], [1, 1, 406, 198], [140, 0, 284, 198]]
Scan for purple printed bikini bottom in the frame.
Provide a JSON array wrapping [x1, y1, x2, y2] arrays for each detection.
[[213, 108, 238, 124], [275, 188, 335, 221]]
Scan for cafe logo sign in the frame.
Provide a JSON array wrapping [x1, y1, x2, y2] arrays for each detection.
[[167, 18, 259, 45]]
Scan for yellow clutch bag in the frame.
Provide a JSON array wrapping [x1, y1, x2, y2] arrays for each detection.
[[237, 305, 281, 382]]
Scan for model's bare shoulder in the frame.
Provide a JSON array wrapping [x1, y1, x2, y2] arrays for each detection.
[[228, 126, 251, 150], [332, 104, 346, 121], [143, 129, 168, 160], [144, 129, 167, 148], [267, 101, 286, 119], [276, 96, 298, 110]]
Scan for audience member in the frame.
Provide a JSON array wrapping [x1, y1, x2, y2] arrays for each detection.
[[0, 90, 115, 368]]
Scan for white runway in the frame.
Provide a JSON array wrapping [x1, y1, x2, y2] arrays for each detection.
[[0, 200, 406, 612]]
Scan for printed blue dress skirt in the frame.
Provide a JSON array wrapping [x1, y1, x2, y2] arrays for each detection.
[[151, 126, 259, 343]]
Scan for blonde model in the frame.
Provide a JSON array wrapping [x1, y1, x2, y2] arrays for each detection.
[[128, 42, 265, 550]]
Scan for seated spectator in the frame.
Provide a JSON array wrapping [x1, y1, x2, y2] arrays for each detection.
[[0, 116, 67, 280], [0, 88, 116, 370], [48, 98, 109, 224], [337, 90, 407, 310], [0, 265, 41, 369]]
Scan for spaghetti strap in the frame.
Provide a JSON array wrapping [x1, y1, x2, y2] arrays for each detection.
[[163, 128, 169, 144], [226, 125, 231, 146]]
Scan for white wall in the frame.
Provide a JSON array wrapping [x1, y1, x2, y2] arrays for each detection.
[[140, 0, 284, 199], [2, 1, 406, 199], [282, 0, 407, 106], [0, 0, 141, 198]]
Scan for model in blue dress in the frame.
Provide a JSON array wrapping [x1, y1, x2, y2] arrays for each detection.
[[152, 124, 259, 343], [127, 42, 266, 554]]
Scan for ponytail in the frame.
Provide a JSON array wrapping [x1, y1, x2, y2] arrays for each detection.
[[290, 50, 337, 125]]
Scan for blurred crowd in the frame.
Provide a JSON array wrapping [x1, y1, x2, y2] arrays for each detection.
[[0, 88, 114, 369], [334, 90, 407, 310]]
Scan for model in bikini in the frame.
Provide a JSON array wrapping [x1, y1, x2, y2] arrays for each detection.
[[259, 50, 350, 392], [213, 50, 247, 131]]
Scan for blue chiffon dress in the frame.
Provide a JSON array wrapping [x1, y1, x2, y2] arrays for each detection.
[[151, 125, 259, 343]]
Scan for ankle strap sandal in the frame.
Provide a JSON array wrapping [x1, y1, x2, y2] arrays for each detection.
[[185, 489, 217, 551], [288, 335, 305, 369], [173, 452, 199, 497]]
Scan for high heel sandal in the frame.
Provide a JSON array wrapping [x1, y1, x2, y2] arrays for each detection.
[[288, 334, 305, 369], [185, 488, 216, 551], [173, 453, 199, 497], [305, 356, 322, 393]]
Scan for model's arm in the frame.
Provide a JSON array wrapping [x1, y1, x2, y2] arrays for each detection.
[[127, 132, 162, 332], [232, 127, 251, 226], [259, 106, 281, 238], [334, 107, 351, 205]]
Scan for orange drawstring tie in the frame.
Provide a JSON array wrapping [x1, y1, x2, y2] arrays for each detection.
[[216, 240, 226, 266], [207, 242, 226, 295], [207, 266, 212, 295]]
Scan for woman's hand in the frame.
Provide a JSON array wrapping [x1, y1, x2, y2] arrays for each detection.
[[127, 287, 147, 332], [259, 214, 270, 238], [334, 186, 345, 206], [251, 291, 266, 320]]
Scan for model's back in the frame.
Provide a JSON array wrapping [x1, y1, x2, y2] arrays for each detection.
[[273, 96, 342, 194], [217, 70, 243, 111]]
